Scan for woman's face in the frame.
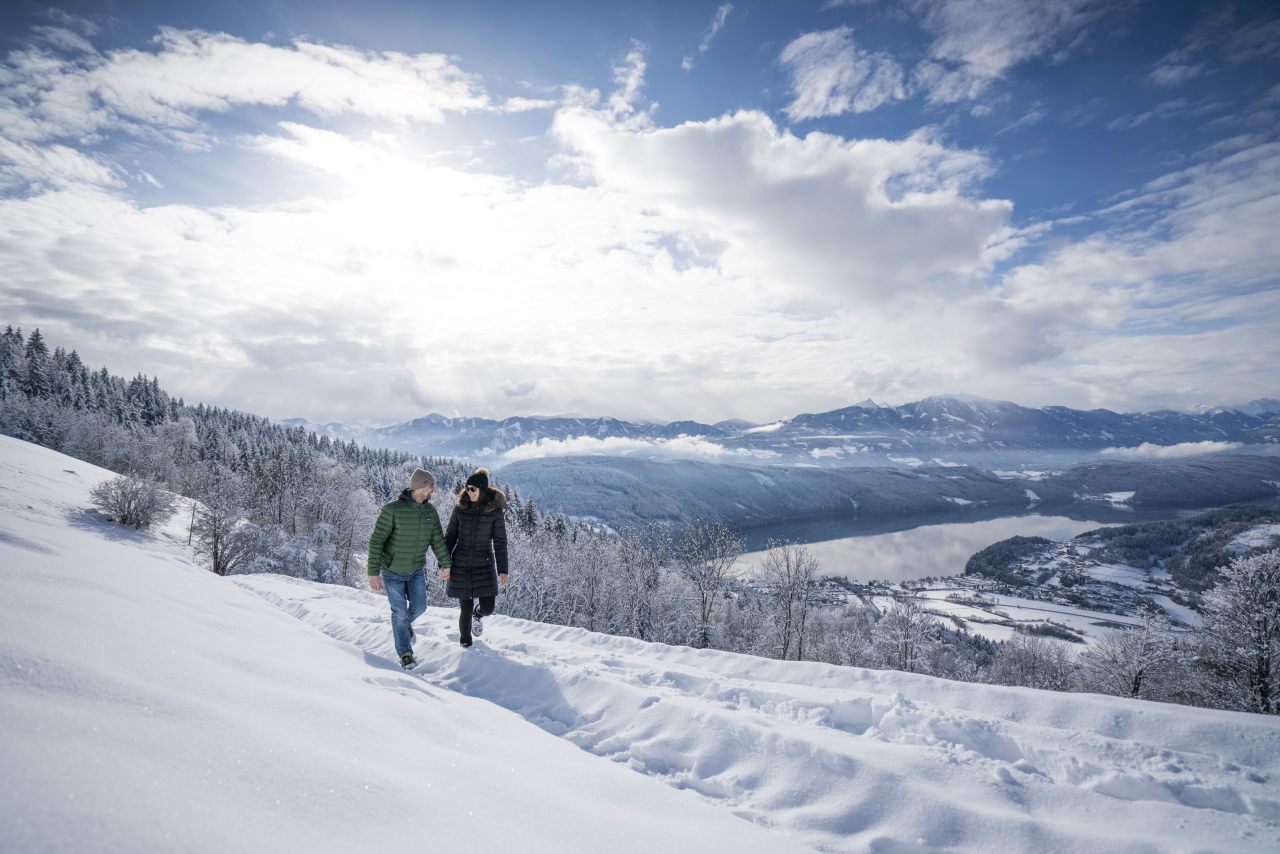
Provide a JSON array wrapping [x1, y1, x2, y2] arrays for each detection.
[[465, 485, 481, 503]]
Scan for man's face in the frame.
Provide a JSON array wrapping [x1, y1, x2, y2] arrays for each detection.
[[411, 485, 434, 503]]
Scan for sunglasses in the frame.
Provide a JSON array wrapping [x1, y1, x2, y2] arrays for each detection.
[[465, 486, 480, 493]]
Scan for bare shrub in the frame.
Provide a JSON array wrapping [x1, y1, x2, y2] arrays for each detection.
[[90, 475, 176, 530]]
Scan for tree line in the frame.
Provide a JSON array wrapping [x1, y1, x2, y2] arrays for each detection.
[[2, 325, 1275, 716]]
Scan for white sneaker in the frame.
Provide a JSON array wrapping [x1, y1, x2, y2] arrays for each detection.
[[473, 611, 484, 637]]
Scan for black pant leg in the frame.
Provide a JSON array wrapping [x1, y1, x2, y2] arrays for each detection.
[[477, 595, 496, 618], [459, 597, 475, 642]]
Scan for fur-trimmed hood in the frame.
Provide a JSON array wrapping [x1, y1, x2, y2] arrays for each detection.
[[457, 486, 507, 513]]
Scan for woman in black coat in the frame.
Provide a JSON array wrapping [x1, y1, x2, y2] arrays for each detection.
[[442, 467, 509, 648]]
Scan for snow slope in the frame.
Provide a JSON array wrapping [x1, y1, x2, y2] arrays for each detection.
[[3, 435, 1280, 853], [0, 437, 804, 854]]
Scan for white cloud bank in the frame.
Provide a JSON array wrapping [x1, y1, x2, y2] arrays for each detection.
[[553, 62, 1008, 300], [0, 28, 489, 149], [1101, 441, 1244, 461], [500, 435, 778, 462]]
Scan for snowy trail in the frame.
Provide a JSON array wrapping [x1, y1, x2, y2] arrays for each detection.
[[236, 574, 1280, 854]]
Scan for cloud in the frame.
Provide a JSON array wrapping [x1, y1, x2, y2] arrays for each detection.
[[787, 3, 1123, 114], [779, 27, 908, 120], [1149, 54, 1204, 88], [996, 106, 1047, 135], [0, 27, 490, 148], [995, 139, 1280, 411], [1100, 441, 1244, 460], [31, 25, 98, 54], [45, 9, 98, 36], [608, 43, 651, 121], [1225, 16, 1280, 65], [500, 434, 777, 462], [1149, 6, 1280, 88], [0, 138, 121, 191], [682, 3, 734, 71], [1105, 98, 1190, 131], [499, 96, 558, 113], [554, 66, 1007, 300], [503, 381, 537, 399], [910, 0, 1116, 104]]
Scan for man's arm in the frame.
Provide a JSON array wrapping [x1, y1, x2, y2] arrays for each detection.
[[441, 510, 458, 581], [367, 505, 394, 583], [426, 506, 452, 571]]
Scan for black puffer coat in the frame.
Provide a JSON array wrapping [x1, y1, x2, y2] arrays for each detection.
[[444, 487, 508, 599]]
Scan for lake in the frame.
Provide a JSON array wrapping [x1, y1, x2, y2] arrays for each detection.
[[735, 504, 1214, 584]]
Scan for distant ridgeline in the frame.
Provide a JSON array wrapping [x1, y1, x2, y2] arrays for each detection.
[[0, 325, 564, 584]]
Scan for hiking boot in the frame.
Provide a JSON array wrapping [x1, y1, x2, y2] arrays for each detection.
[[472, 612, 484, 637], [400, 652, 417, 669], [459, 639, 472, 649]]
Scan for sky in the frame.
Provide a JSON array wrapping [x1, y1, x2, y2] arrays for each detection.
[[0, 0, 1277, 427]]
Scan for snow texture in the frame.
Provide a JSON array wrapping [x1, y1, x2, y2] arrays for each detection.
[[3, 435, 1280, 853]]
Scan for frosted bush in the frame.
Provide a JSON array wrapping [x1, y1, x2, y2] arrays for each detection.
[[90, 475, 176, 530]]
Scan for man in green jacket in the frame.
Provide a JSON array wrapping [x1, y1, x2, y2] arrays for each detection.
[[368, 467, 452, 669]]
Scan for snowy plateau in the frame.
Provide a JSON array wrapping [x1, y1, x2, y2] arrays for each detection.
[[2, 436, 1280, 854]]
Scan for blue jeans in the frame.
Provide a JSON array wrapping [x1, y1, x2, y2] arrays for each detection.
[[381, 569, 427, 656]]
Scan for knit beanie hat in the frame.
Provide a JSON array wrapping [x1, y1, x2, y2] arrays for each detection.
[[409, 468, 436, 490], [465, 468, 490, 492]]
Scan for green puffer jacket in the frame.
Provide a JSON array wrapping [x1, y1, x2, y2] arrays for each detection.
[[367, 489, 452, 576]]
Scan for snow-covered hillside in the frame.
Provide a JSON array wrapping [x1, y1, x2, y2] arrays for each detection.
[[3, 435, 1280, 853]]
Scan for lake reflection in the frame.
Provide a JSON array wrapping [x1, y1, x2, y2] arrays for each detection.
[[737, 512, 1166, 584]]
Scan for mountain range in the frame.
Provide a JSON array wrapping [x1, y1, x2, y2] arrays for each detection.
[[285, 395, 1280, 466]]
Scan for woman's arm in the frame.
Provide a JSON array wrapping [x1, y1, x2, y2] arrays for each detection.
[[445, 508, 459, 555], [493, 508, 509, 576]]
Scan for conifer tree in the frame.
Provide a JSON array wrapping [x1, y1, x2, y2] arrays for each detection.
[[22, 328, 51, 398]]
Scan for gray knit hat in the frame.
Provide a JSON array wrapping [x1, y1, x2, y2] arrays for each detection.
[[409, 468, 435, 490]]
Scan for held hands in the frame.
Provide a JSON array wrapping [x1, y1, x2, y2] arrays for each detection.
[[434, 568, 504, 587]]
